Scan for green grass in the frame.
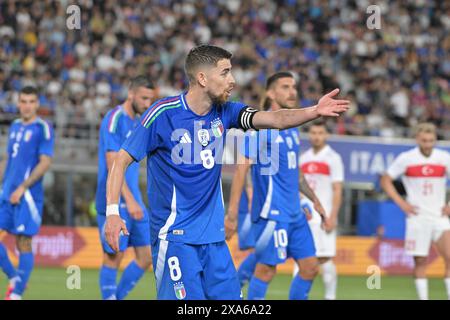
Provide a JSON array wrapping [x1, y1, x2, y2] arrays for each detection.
[[0, 267, 448, 300]]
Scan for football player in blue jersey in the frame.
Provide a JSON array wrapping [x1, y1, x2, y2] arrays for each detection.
[[227, 72, 328, 300], [0, 86, 54, 300], [104, 45, 349, 300], [96, 76, 156, 300]]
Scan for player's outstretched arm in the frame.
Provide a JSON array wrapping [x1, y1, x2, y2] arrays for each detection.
[[225, 156, 252, 240], [10, 155, 52, 204], [252, 89, 349, 130], [105, 149, 133, 251], [380, 174, 417, 216]]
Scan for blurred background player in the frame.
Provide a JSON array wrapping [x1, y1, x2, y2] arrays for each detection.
[[381, 123, 450, 300], [293, 121, 344, 300], [96, 76, 156, 300], [0, 86, 54, 300], [235, 175, 255, 287], [105, 45, 349, 300], [226, 72, 330, 300]]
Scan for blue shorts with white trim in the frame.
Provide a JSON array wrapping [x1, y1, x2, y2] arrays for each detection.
[[253, 214, 316, 266], [0, 197, 43, 236], [152, 239, 242, 300]]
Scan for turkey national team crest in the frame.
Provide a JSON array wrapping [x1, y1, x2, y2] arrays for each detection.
[[211, 118, 224, 138], [174, 282, 186, 300], [197, 129, 210, 147]]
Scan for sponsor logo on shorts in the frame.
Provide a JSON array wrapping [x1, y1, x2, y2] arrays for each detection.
[[173, 230, 184, 235], [174, 282, 186, 300]]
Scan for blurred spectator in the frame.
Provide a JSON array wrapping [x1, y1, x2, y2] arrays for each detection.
[[0, 0, 448, 139]]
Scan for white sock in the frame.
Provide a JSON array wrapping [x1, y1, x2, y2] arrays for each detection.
[[444, 278, 450, 300], [322, 260, 337, 300], [292, 263, 299, 278], [9, 276, 20, 288], [9, 293, 22, 300], [415, 278, 428, 300]]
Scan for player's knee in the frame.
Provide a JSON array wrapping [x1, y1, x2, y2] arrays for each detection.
[[16, 235, 32, 253], [255, 264, 276, 282], [103, 252, 123, 268], [136, 255, 152, 270], [299, 259, 320, 280]]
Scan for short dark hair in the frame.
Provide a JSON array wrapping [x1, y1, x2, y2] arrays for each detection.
[[129, 75, 155, 91], [185, 45, 233, 83], [310, 120, 329, 131], [19, 86, 39, 97], [266, 71, 295, 90]]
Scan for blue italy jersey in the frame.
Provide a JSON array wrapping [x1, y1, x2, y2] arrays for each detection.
[[238, 190, 249, 216], [0, 118, 54, 202], [95, 105, 147, 217], [242, 128, 301, 223], [122, 93, 248, 245]]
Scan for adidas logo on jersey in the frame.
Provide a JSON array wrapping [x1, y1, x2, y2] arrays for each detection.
[[179, 133, 192, 144]]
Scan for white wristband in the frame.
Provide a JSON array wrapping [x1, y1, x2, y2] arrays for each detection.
[[106, 204, 120, 217]]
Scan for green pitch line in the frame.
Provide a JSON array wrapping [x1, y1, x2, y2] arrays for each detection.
[[0, 267, 448, 300]]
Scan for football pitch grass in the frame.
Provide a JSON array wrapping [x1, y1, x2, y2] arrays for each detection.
[[1, 267, 448, 300]]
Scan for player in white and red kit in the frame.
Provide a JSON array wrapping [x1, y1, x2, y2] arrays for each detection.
[[381, 123, 450, 300], [293, 121, 344, 300]]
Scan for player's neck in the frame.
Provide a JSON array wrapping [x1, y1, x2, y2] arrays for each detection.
[[418, 147, 433, 158], [313, 144, 326, 154], [185, 88, 213, 116], [21, 115, 37, 125], [122, 101, 136, 118]]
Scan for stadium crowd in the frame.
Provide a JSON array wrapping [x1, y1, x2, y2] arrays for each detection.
[[0, 0, 449, 138]]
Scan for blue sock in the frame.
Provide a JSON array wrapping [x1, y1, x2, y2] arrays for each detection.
[[99, 265, 118, 300], [289, 274, 313, 300], [248, 276, 269, 300], [238, 253, 257, 287], [116, 261, 145, 300], [12, 252, 34, 295], [0, 243, 17, 280]]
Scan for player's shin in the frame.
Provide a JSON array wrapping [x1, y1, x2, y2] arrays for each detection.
[[321, 260, 337, 300], [99, 265, 118, 300], [116, 260, 145, 300], [11, 252, 34, 297], [237, 252, 256, 287], [0, 243, 17, 282], [289, 274, 313, 300], [247, 276, 269, 300]]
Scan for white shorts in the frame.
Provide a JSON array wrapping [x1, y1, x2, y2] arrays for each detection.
[[405, 215, 450, 257], [308, 222, 337, 258]]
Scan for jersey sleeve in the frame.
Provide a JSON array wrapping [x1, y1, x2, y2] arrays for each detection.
[[121, 107, 160, 162], [330, 153, 344, 183], [386, 153, 407, 180], [224, 101, 258, 131], [103, 115, 123, 153], [38, 121, 55, 157]]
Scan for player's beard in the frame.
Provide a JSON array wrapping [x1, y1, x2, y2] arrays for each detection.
[[131, 101, 142, 116], [210, 91, 228, 106]]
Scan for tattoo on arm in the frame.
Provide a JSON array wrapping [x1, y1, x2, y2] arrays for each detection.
[[299, 173, 316, 202]]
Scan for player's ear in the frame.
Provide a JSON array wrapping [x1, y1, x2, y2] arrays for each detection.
[[197, 71, 207, 88], [266, 88, 275, 101]]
